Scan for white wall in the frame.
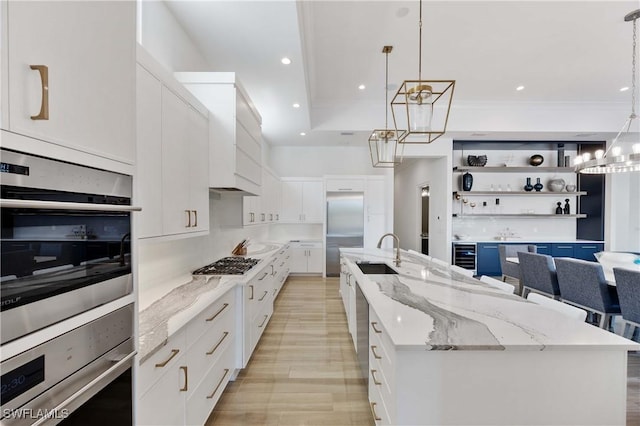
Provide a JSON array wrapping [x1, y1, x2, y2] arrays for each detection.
[[394, 140, 453, 263], [139, 1, 210, 72], [268, 145, 388, 177]]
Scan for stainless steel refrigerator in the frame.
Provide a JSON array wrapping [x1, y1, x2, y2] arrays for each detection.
[[326, 192, 364, 276]]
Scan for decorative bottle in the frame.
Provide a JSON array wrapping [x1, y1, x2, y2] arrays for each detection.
[[533, 178, 543, 192], [563, 199, 570, 214], [555, 202, 563, 214], [462, 172, 473, 191], [523, 177, 534, 192]]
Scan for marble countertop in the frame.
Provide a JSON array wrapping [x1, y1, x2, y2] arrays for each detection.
[[138, 241, 286, 363], [341, 248, 639, 352]]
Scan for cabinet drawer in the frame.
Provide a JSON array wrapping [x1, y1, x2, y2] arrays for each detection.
[[369, 309, 396, 368], [369, 381, 392, 426], [138, 329, 186, 396], [533, 244, 552, 255], [186, 327, 234, 399], [574, 243, 604, 261], [476, 243, 501, 276], [186, 344, 235, 426], [250, 309, 272, 354], [138, 357, 186, 426], [186, 289, 235, 344], [551, 243, 575, 258]]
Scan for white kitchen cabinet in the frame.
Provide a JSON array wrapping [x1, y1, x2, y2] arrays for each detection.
[[1, 1, 135, 166], [138, 289, 236, 426], [137, 330, 187, 426], [290, 241, 323, 274], [364, 177, 387, 248], [280, 179, 324, 223], [136, 51, 209, 240], [242, 168, 280, 226], [175, 72, 262, 195], [242, 196, 261, 226]]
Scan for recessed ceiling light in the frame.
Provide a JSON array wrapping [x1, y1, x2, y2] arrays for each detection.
[[358, 84, 366, 90], [292, 103, 300, 108], [620, 86, 630, 92], [281, 57, 291, 65], [516, 85, 525, 91], [300, 132, 306, 136]]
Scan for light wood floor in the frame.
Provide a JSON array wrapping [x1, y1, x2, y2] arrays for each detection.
[[207, 277, 640, 426], [206, 277, 373, 425]]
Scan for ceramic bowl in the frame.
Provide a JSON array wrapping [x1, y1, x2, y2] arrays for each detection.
[[548, 178, 566, 192], [565, 184, 577, 192]]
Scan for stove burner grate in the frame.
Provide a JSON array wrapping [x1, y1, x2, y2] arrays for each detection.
[[193, 257, 260, 275]]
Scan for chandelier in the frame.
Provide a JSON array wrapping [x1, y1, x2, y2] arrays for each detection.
[[575, 9, 640, 174], [369, 46, 405, 167], [391, 0, 455, 144]]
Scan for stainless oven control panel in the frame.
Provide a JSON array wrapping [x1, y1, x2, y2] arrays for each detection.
[[1, 304, 134, 424]]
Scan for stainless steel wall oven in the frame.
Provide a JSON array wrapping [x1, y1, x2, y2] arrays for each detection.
[[0, 148, 138, 344]]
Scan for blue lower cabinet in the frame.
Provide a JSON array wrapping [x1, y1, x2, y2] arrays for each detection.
[[533, 244, 551, 255], [574, 243, 604, 261], [477, 243, 501, 276], [551, 244, 575, 258]]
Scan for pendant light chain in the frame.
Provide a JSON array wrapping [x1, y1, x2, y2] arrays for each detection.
[[418, 0, 423, 81], [385, 49, 389, 131], [632, 17, 637, 118]]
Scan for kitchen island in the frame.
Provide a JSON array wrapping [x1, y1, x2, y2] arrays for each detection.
[[340, 248, 639, 426]]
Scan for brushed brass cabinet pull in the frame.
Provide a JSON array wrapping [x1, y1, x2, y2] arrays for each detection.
[[206, 303, 229, 322], [258, 314, 268, 328], [370, 402, 382, 421], [185, 210, 191, 228], [371, 322, 382, 334], [206, 369, 230, 399], [155, 349, 180, 368], [249, 285, 254, 300], [193, 210, 198, 227], [371, 345, 382, 360], [30, 65, 49, 120], [206, 331, 229, 355], [179, 366, 188, 391], [258, 290, 268, 301], [371, 369, 382, 385], [258, 272, 269, 281]]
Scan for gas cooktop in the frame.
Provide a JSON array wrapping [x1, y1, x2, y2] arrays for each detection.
[[192, 257, 260, 275]]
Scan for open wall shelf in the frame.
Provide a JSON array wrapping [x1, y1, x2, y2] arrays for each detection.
[[453, 166, 575, 173], [455, 191, 586, 196]]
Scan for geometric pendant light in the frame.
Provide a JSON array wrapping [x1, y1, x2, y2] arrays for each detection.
[[391, 0, 455, 144], [369, 46, 406, 167]]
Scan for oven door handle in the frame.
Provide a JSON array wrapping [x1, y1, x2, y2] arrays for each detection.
[[0, 199, 142, 212], [31, 351, 136, 426]]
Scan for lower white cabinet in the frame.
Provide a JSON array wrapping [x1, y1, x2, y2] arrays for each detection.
[[137, 289, 236, 426], [243, 262, 275, 365], [290, 241, 323, 274]]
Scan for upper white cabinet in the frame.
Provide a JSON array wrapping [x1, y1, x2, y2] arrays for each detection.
[[136, 49, 209, 240], [175, 72, 262, 196], [364, 177, 387, 248], [242, 168, 280, 226], [280, 179, 324, 223], [1, 1, 135, 166]]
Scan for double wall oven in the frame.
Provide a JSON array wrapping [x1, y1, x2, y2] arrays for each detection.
[[1, 148, 138, 425]]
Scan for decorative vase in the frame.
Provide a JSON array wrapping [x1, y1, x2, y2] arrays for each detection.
[[533, 178, 543, 192], [555, 202, 563, 214], [565, 184, 577, 192], [563, 199, 571, 214], [548, 178, 566, 192], [523, 177, 534, 192], [462, 172, 473, 191], [529, 155, 544, 166], [557, 143, 565, 167]]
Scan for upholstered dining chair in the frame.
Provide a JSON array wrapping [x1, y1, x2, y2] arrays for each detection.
[[526, 292, 587, 322], [613, 267, 640, 339], [518, 252, 562, 299], [555, 258, 621, 330], [497, 244, 537, 291], [480, 275, 516, 294]]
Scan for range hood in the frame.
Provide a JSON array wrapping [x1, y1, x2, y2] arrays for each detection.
[[176, 72, 262, 196]]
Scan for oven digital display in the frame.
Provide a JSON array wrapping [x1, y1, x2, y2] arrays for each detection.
[[1, 355, 44, 404], [0, 162, 29, 176]]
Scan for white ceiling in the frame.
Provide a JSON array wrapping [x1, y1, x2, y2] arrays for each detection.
[[165, 0, 639, 147]]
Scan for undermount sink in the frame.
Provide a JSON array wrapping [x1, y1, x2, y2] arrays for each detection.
[[356, 262, 398, 275]]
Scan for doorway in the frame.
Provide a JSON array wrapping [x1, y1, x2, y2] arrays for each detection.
[[419, 185, 429, 255]]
